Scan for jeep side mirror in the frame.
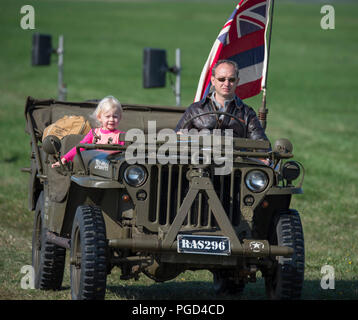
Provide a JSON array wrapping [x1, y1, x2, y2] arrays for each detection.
[[42, 135, 61, 155]]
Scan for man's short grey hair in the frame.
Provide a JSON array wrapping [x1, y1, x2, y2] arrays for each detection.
[[211, 59, 240, 79]]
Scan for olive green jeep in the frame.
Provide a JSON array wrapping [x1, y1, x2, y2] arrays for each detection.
[[24, 96, 305, 300]]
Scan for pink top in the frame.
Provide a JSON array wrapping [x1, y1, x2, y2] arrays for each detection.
[[62, 128, 125, 162]]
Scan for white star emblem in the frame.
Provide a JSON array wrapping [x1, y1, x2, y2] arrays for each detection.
[[249, 241, 264, 252]]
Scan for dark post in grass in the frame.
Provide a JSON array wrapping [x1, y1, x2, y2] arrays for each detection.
[[31, 33, 67, 101]]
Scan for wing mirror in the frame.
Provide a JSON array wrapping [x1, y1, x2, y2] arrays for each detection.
[[42, 135, 61, 155]]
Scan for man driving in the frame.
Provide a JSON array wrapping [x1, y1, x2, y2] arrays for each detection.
[[175, 59, 269, 142]]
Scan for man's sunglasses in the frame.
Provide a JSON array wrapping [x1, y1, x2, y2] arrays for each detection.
[[215, 77, 237, 83]]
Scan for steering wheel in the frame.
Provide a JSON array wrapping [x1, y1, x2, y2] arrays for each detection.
[[181, 111, 246, 138]]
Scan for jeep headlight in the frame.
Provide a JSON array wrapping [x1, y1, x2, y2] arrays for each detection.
[[245, 170, 268, 193], [124, 165, 147, 187]]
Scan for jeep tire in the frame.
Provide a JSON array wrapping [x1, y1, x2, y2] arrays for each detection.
[[265, 209, 305, 299], [70, 205, 108, 300], [32, 192, 66, 290]]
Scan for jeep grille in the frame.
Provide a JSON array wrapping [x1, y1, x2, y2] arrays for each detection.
[[148, 165, 241, 229]]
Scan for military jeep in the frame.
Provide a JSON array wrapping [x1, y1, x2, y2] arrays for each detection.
[[24, 96, 305, 300]]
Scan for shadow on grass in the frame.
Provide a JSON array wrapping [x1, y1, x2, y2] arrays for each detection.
[[106, 279, 358, 300], [301, 279, 358, 300], [106, 279, 267, 300], [1, 155, 19, 163], [107, 281, 218, 300]]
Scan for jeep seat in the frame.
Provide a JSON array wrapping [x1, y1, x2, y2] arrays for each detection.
[[60, 134, 86, 154]]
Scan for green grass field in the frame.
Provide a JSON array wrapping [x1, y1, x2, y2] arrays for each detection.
[[0, 0, 357, 300]]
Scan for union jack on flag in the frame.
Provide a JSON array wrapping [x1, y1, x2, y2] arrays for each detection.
[[194, 0, 272, 101]]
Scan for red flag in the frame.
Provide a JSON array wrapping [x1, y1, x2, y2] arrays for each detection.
[[194, 0, 272, 101]]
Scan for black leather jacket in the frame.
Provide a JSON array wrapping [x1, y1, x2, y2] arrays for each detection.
[[175, 95, 269, 141]]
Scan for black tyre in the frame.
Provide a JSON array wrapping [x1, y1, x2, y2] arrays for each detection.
[[70, 205, 108, 300], [32, 192, 66, 290], [265, 209, 305, 299], [212, 270, 245, 295]]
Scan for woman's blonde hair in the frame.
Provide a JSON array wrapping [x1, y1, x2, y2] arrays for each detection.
[[92, 95, 123, 126]]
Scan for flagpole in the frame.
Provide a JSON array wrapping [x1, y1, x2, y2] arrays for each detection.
[[259, 0, 275, 131]]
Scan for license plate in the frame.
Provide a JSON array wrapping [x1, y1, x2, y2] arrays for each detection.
[[177, 234, 231, 256]]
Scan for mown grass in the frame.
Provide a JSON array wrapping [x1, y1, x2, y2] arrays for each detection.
[[0, 0, 357, 300]]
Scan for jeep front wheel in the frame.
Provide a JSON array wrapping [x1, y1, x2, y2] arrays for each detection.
[[70, 205, 108, 300], [265, 209, 305, 299]]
